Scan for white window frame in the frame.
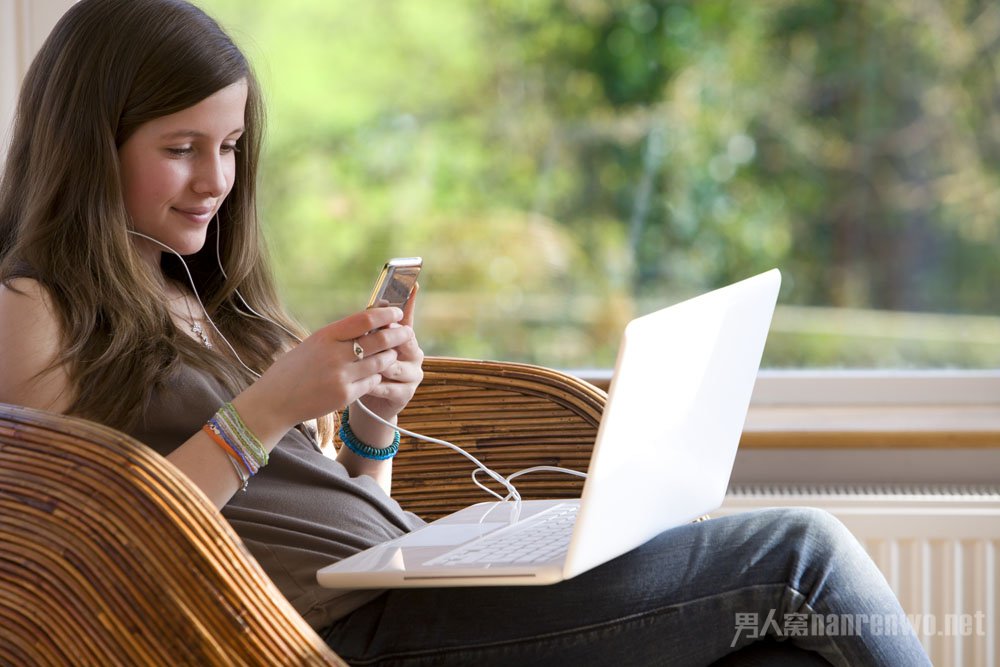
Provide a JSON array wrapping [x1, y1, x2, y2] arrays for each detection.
[[749, 370, 1000, 441], [574, 369, 1000, 447]]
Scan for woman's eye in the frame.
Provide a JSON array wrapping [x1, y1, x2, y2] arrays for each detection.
[[166, 146, 193, 157], [221, 143, 240, 154]]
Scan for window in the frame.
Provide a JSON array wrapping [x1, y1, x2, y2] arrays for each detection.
[[5, 2, 995, 374], [201, 0, 1000, 373]]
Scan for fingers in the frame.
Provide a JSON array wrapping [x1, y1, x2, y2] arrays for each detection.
[[401, 282, 419, 327], [351, 346, 421, 387], [304, 305, 423, 416], [319, 307, 403, 343], [354, 348, 398, 378], [354, 323, 414, 359], [378, 357, 423, 383], [352, 339, 422, 399], [343, 351, 392, 402], [354, 372, 383, 396]]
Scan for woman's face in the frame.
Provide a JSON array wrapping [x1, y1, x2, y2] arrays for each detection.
[[118, 79, 248, 268]]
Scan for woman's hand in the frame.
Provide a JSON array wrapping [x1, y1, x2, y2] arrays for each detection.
[[237, 305, 411, 439], [339, 286, 423, 489], [352, 284, 424, 422]]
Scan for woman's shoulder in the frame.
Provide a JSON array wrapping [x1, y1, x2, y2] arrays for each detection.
[[0, 276, 72, 411], [1, 275, 52, 302], [0, 277, 60, 333]]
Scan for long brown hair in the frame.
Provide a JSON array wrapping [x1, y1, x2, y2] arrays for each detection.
[[0, 0, 330, 441]]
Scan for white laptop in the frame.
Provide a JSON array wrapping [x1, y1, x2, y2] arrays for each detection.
[[317, 269, 781, 589]]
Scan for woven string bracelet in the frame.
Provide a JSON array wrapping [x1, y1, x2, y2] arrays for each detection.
[[202, 402, 267, 487], [203, 421, 255, 473], [216, 403, 268, 469], [224, 450, 250, 491]]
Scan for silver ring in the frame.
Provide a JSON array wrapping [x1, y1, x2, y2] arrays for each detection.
[[352, 339, 364, 361]]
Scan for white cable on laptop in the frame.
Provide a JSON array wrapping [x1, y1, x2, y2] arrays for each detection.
[[128, 226, 587, 502], [350, 397, 521, 501], [352, 399, 588, 503]]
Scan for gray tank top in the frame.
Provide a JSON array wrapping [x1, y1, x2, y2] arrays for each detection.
[[126, 363, 426, 630]]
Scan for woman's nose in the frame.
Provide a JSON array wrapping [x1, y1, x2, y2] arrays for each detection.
[[192, 154, 228, 197]]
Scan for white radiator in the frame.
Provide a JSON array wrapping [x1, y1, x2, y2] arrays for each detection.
[[715, 484, 1000, 667]]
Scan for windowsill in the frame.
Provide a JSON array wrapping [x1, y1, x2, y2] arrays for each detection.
[[569, 369, 1000, 449]]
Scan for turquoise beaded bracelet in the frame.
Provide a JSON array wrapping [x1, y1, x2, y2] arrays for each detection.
[[339, 408, 400, 460]]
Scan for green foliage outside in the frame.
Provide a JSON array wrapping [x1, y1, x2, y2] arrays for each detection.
[[200, 0, 1000, 369]]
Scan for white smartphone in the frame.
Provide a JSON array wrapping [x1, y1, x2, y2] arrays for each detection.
[[366, 257, 422, 309]]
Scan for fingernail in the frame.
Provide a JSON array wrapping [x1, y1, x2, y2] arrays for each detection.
[[393, 307, 403, 319]]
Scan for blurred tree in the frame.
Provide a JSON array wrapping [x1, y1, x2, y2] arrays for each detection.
[[200, 0, 1000, 368]]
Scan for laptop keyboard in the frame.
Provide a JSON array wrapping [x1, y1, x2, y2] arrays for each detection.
[[424, 504, 579, 566]]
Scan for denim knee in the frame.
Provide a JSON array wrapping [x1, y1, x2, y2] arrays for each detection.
[[759, 506, 888, 599], [766, 506, 858, 553]]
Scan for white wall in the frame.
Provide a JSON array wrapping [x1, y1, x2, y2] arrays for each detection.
[[0, 0, 75, 159]]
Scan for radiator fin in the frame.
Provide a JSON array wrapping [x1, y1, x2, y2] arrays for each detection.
[[728, 482, 1000, 498], [719, 484, 1000, 667]]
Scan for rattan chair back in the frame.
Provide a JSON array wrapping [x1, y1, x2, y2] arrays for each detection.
[[392, 357, 606, 519]]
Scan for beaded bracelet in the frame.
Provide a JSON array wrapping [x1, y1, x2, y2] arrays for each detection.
[[339, 408, 400, 461], [202, 402, 267, 486]]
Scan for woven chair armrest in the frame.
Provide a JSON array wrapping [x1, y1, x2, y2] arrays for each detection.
[[0, 402, 344, 666]]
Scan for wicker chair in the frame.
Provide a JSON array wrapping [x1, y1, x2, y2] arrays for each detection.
[[0, 357, 605, 666]]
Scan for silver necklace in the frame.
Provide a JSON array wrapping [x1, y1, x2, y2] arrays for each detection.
[[179, 293, 212, 349]]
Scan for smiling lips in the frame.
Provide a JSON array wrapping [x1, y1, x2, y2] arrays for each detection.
[[173, 206, 214, 224]]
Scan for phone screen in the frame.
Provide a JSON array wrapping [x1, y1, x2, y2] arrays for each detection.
[[366, 257, 422, 309]]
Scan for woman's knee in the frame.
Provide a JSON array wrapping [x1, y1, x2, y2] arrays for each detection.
[[746, 506, 867, 570], [765, 507, 887, 591], [776, 507, 853, 542]]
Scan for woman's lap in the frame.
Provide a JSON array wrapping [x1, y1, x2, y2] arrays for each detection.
[[323, 507, 929, 667]]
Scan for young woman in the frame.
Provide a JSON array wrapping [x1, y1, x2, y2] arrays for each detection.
[[0, 1, 930, 665]]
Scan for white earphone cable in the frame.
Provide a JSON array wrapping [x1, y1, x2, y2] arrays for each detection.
[[127, 229, 263, 380], [211, 218, 303, 343]]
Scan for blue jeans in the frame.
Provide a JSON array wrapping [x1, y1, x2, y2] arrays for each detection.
[[322, 507, 931, 666]]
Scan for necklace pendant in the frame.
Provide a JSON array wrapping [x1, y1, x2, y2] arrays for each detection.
[[191, 322, 212, 349]]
